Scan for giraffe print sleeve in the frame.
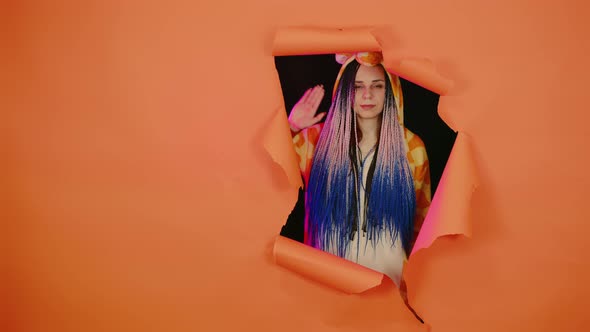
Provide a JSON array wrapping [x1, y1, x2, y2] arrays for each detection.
[[405, 130, 432, 247], [291, 123, 323, 189]]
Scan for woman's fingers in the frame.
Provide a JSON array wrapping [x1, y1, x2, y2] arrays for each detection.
[[306, 85, 323, 105], [313, 112, 327, 123], [310, 86, 325, 111], [292, 86, 325, 128], [312, 85, 324, 99], [299, 87, 312, 104]]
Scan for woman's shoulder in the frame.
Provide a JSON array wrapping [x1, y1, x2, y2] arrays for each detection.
[[404, 127, 426, 150], [403, 127, 429, 165]]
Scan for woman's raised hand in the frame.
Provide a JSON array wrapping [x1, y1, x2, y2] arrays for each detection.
[[288, 85, 326, 134]]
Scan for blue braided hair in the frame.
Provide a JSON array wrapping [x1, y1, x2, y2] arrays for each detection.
[[305, 60, 417, 256]]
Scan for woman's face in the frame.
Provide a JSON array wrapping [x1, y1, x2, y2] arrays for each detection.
[[352, 64, 386, 120]]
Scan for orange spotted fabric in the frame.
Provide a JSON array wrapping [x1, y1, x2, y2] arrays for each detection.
[[292, 123, 432, 248]]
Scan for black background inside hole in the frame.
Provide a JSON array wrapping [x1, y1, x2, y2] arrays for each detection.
[[275, 54, 457, 242]]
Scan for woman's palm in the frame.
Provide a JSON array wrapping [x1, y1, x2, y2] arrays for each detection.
[[288, 85, 326, 133]]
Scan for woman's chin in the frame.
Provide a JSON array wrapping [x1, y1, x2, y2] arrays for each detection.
[[355, 111, 383, 120]]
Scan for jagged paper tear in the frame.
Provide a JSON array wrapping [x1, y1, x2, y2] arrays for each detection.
[[263, 107, 303, 188], [265, 26, 478, 294], [409, 133, 478, 257]]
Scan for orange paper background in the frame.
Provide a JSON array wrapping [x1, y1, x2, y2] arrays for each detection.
[[3, 1, 590, 331]]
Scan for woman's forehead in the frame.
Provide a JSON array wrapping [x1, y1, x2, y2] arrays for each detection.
[[354, 64, 385, 81]]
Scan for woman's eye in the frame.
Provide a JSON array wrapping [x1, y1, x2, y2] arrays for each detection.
[[373, 84, 384, 89], [354, 85, 363, 89]]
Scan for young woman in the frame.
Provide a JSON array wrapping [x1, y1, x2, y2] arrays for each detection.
[[288, 52, 431, 286]]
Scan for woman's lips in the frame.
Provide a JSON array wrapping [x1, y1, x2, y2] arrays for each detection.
[[361, 105, 375, 110]]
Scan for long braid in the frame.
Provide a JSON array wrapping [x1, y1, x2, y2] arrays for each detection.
[[306, 61, 359, 257], [365, 74, 416, 254]]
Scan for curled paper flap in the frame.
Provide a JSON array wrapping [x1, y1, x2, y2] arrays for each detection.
[[370, 27, 454, 96], [383, 58, 453, 96], [410, 133, 478, 256], [263, 108, 303, 188], [272, 27, 381, 56], [273, 236, 385, 294]]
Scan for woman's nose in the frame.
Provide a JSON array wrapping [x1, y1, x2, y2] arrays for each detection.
[[362, 88, 372, 99]]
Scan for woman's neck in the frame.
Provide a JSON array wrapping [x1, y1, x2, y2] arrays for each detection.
[[356, 116, 380, 147]]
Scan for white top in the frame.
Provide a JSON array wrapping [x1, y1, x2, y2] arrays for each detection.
[[325, 148, 406, 287]]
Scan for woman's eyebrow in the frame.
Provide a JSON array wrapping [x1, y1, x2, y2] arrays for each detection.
[[354, 79, 385, 83]]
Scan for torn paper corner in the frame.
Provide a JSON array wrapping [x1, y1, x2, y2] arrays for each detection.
[[409, 132, 479, 257], [369, 27, 454, 96], [272, 27, 381, 56], [435, 98, 462, 133], [273, 235, 385, 294], [262, 108, 303, 189], [381, 57, 454, 96]]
